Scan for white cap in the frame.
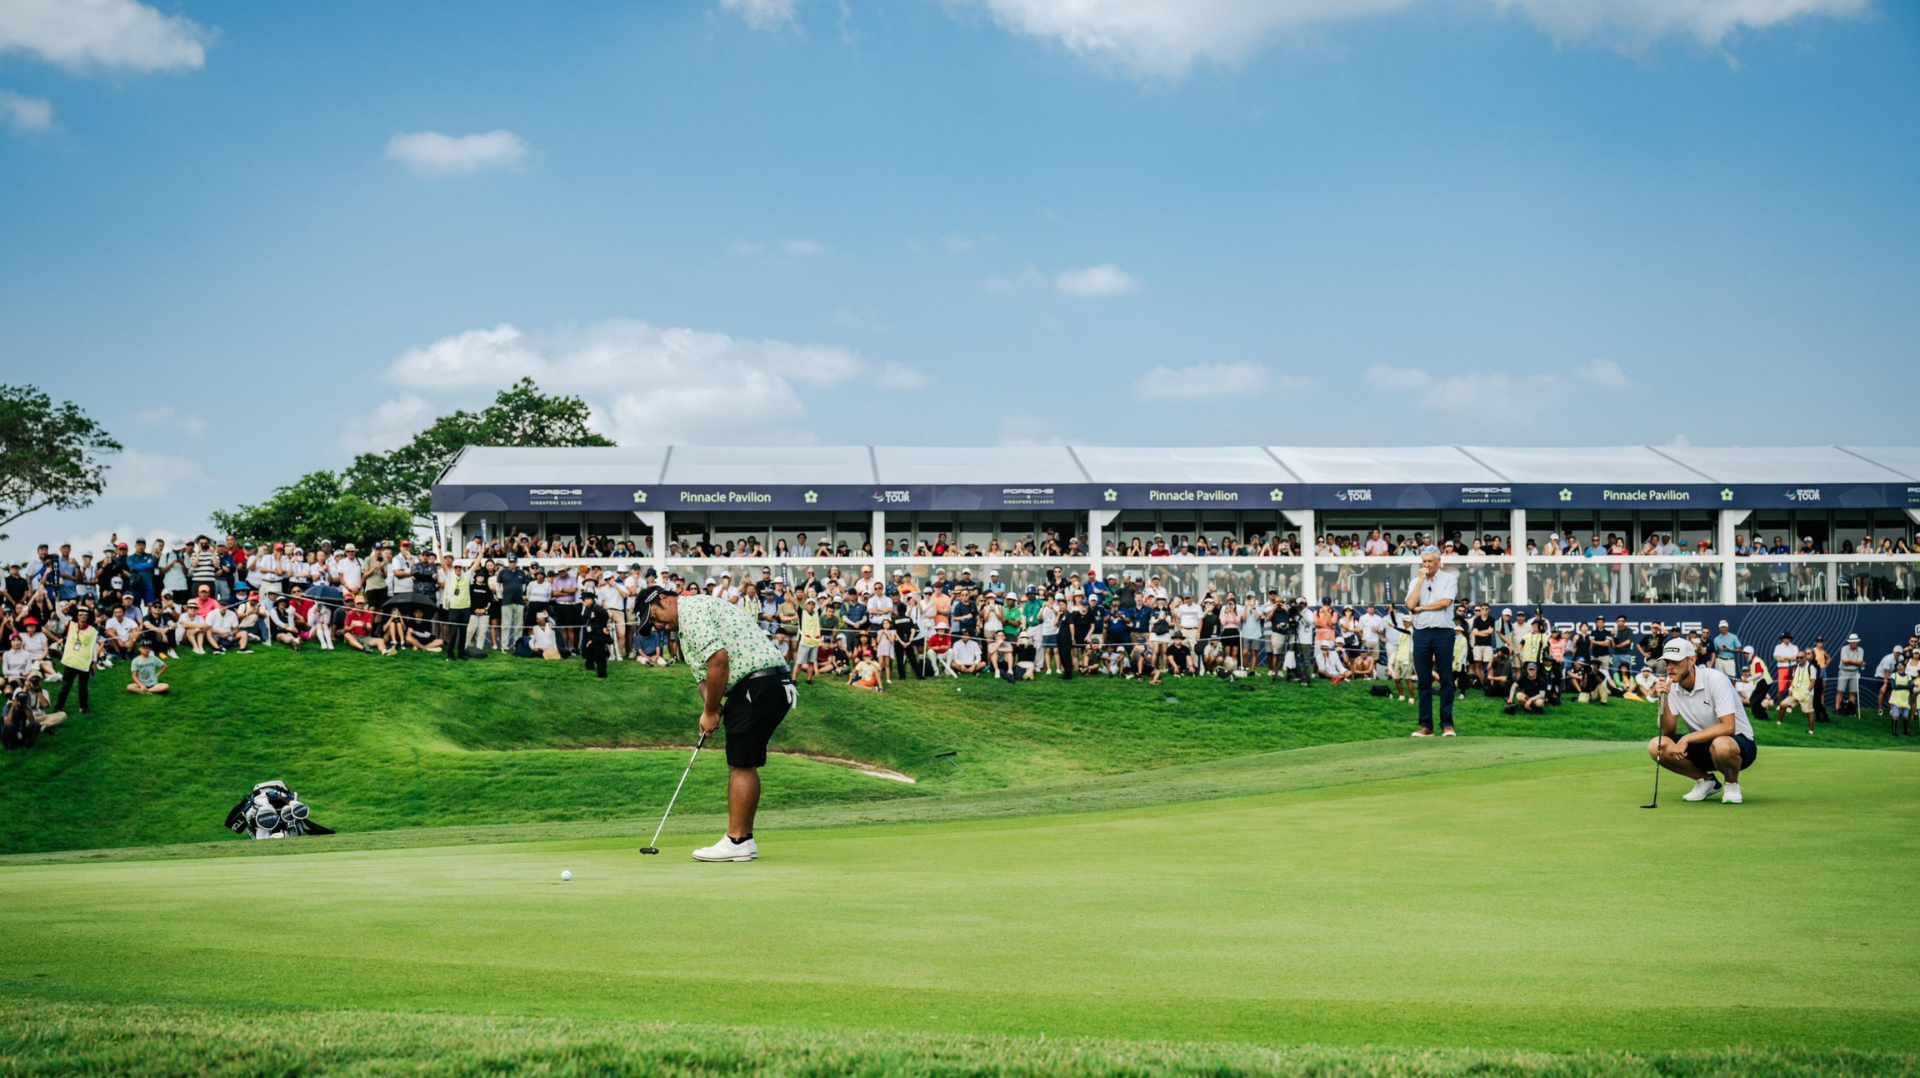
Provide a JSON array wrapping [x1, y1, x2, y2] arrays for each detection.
[[1660, 639, 1694, 662], [1718, 620, 1729, 627]]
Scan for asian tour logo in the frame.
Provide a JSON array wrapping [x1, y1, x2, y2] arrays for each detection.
[[1334, 488, 1372, 502], [1785, 488, 1821, 502], [871, 489, 912, 504]]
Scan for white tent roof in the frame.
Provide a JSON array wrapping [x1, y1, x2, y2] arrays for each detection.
[[1267, 446, 1501, 484], [439, 446, 669, 486], [873, 445, 1087, 485], [664, 445, 872, 486], [1071, 445, 1293, 484], [439, 445, 1920, 488], [1658, 446, 1909, 484]]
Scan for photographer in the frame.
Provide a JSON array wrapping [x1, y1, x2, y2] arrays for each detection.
[[1569, 658, 1610, 704]]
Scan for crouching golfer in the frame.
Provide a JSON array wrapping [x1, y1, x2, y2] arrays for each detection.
[[1649, 637, 1756, 805], [636, 585, 795, 861]]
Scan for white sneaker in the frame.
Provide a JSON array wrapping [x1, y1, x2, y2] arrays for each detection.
[[692, 835, 757, 862], [1721, 782, 1743, 804], [1683, 777, 1723, 802]]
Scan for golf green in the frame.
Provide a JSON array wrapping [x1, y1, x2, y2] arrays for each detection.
[[5, 738, 1915, 1054]]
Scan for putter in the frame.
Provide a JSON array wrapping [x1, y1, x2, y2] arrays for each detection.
[[640, 732, 707, 854], [1642, 658, 1668, 809]]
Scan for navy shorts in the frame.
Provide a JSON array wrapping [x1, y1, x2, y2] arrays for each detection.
[[1682, 732, 1757, 774], [720, 669, 795, 769]]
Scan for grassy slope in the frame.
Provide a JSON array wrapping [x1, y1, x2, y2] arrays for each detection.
[[4, 745, 1916, 1054], [6, 1000, 1914, 1078], [3, 647, 1911, 855]]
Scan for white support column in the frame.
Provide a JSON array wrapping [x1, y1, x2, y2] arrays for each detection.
[[432, 512, 466, 557], [634, 511, 665, 574], [1719, 510, 1749, 605], [1089, 508, 1118, 580], [871, 510, 886, 584], [1510, 508, 1529, 606], [1284, 509, 1316, 603]]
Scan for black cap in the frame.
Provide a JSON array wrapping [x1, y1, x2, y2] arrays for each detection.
[[632, 585, 668, 633]]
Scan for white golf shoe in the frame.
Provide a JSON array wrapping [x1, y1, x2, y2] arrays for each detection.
[[692, 835, 758, 862], [1721, 782, 1743, 804], [1683, 777, 1722, 802]]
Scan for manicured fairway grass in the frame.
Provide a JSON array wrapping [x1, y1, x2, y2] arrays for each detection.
[[6, 1000, 1914, 1078], [5, 741, 1916, 1056], [3, 646, 1909, 854]]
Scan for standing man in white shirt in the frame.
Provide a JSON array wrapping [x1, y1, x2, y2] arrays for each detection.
[[1358, 605, 1387, 675], [1404, 549, 1460, 737], [1649, 637, 1756, 804]]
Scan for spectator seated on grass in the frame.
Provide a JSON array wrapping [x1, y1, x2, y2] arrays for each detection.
[[126, 641, 169, 696], [520, 611, 563, 659], [340, 595, 390, 654], [102, 605, 139, 664], [848, 650, 884, 692], [1508, 661, 1551, 714], [1569, 659, 1610, 705]]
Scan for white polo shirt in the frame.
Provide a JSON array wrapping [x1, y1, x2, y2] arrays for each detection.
[[1411, 569, 1458, 631], [1665, 666, 1751, 739]]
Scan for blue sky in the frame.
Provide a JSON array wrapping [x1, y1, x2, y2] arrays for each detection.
[[1, 0, 1915, 555]]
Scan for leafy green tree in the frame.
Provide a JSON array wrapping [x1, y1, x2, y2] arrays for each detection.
[[211, 471, 415, 552], [344, 378, 613, 518], [0, 384, 122, 542]]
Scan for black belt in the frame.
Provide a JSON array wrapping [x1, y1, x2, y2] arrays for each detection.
[[727, 666, 792, 697]]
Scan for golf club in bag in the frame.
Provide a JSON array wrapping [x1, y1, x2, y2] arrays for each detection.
[[640, 732, 707, 855], [224, 779, 334, 839]]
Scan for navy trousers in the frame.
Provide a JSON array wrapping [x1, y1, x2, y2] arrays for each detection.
[[1410, 627, 1456, 731]]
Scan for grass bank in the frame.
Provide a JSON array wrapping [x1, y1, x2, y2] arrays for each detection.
[[2, 646, 1910, 854]]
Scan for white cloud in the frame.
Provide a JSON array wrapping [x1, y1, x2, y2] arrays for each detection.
[[0, 90, 50, 131], [1491, 0, 1868, 49], [1664, 433, 1693, 448], [108, 449, 211, 500], [378, 319, 869, 446], [1055, 263, 1140, 298], [0, 0, 209, 72], [385, 130, 528, 177], [945, 234, 975, 253], [955, 0, 1868, 76], [719, 0, 800, 30], [1133, 362, 1291, 401], [134, 405, 207, 439], [782, 238, 825, 256], [341, 393, 436, 454], [984, 264, 1044, 294], [730, 239, 766, 256], [44, 523, 197, 559], [877, 361, 929, 390], [1364, 359, 1634, 417], [995, 413, 1071, 447], [1574, 358, 1635, 391]]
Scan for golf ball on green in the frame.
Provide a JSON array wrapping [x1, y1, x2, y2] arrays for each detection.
[[560, 870, 571, 881]]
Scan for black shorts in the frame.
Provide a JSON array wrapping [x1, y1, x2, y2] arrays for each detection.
[[721, 669, 795, 769], [1683, 732, 1757, 774]]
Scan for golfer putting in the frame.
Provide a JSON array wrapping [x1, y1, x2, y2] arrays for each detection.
[[1648, 637, 1756, 805], [634, 585, 796, 861]]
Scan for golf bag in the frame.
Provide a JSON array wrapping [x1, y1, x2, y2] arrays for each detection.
[[223, 779, 334, 839]]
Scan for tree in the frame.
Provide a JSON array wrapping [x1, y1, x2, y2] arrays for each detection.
[[0, 384, 121, 542], [211, 471, 415, 553], [344, 378, 614, 518]]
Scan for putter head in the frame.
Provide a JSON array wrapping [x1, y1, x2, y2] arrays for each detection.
[[639, 847, 660, 854], [1640, 802, 1658, 809]]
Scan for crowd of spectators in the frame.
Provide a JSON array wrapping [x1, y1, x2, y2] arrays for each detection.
[[3, 527, 1915, 752]]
